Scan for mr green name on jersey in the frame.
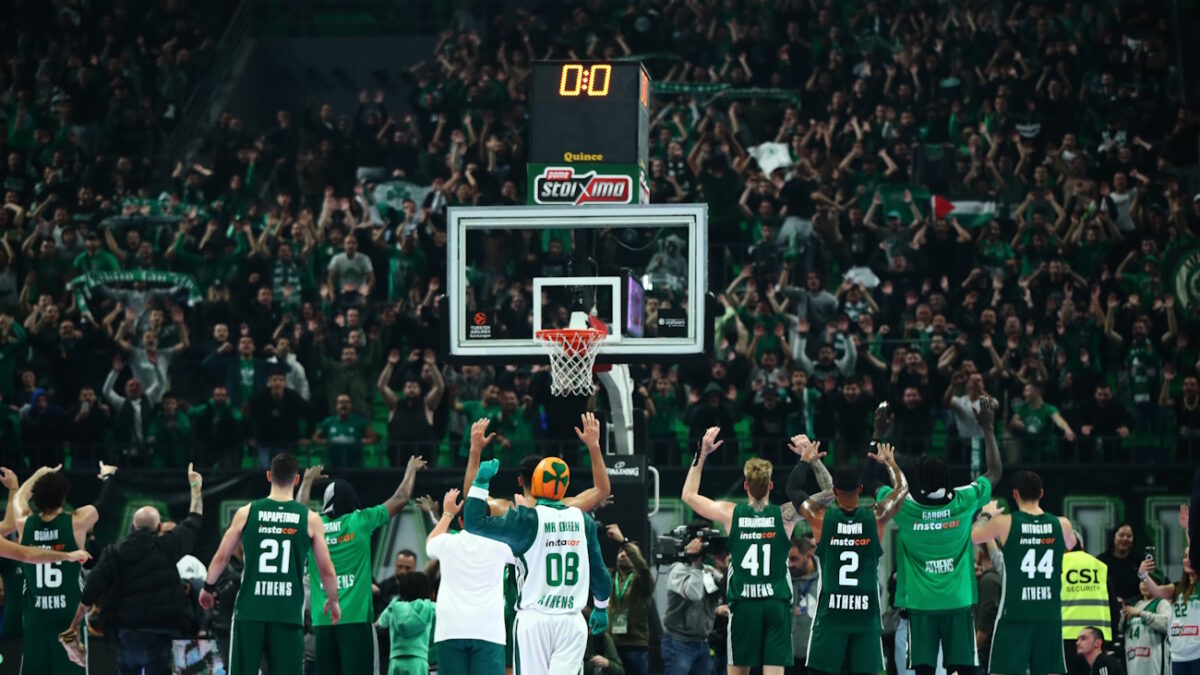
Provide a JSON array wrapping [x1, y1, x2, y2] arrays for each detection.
[[543, 520, 581, 533]]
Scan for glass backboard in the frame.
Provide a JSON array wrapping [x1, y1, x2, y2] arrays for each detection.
[[446, 204, 708, 363]]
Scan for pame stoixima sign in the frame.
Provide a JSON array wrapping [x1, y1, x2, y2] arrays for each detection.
[[532, 167, 633, 206]]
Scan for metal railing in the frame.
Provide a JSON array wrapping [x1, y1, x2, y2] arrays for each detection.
[[7, 433, 1193, 473], [160, 0, 255, 165]]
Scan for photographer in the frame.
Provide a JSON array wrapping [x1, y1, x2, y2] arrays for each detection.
[[606, 524, 654, 675], [663, 535, 723, 675]]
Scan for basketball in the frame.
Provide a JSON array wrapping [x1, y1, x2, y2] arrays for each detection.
[[529, 457, 571, 501]]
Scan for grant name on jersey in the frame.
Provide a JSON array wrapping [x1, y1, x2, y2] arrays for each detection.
[[323, 518, 355, 546]]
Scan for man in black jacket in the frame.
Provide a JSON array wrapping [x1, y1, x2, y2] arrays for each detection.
[[68, 464, 204, 675]]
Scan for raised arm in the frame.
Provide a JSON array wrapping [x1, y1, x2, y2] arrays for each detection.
[[562, 413, 611, 511], [975, 395, 1003, 487], [296, 464, 328, 506], [869, 443, 908, 527], [462, 418, 514, 514], [462, 459, 538, 554], [971, 500, 1011, 544], [681, 427, 736, 531], [384, 455, 428, 517], [426, 489, 460, 545]]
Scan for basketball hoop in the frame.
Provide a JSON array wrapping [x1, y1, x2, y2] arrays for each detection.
[[535, 328, 606, 396]]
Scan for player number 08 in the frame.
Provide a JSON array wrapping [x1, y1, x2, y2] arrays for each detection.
[[545, 551, 580, 587]]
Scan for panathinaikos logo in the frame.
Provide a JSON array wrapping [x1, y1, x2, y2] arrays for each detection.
[[1174, 248, 1200, 313]]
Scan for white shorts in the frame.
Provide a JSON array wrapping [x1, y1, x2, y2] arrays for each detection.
[[513, 610, 587, 675]]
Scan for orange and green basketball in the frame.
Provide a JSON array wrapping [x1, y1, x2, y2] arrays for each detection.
[[530, 457, 571, 501]]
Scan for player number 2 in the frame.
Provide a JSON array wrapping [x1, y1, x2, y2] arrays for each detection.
[[259, 539, 293, 574], [546, 552, 580, 587], [838, 551, 860, 587], [35, 562, 62, 589], [740, 543, 771, 577], [1019, 548, 1054, 580]]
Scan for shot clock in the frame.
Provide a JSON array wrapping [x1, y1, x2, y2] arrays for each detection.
[[529, 61, 650, 169]]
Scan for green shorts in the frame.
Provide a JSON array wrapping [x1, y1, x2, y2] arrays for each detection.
[[906, 608, 979, 669], [806, 624, 883, 674], [315, 622, 379, 675], [728, 600, 793, 667], [230, 619, 304, 675], [437, 638, 506, 675], [22, 631, 86, 674], [989, 619, 1067, 675], [387, 656, 429, 675]]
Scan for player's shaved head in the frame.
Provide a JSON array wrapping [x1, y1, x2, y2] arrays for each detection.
[[1012, 470, 1043, 503], [132, 506, 161, 532]]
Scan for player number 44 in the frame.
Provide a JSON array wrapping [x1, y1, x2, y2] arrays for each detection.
[[1020, 548, 1055, 580]]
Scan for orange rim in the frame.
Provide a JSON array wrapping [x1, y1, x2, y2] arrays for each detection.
[[535, 328, 606, 357]]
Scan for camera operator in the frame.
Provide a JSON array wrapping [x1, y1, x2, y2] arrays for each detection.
[[664, 535, 724, 675], [68, 464, 204, 674]]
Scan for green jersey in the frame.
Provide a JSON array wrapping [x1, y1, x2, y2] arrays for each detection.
[[1000, 510, 1065, 622], [727, 502, 792, 603], [309, 504, 390, 626], [236, 498, 311, 625], [879, 476, 991, 611], [815, 505, 882, 633], [21, 513, 80, 632], [316, 415, 369, 455]]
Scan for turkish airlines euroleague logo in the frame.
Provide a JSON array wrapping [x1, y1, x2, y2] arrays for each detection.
[[533, 167, 632, 205]]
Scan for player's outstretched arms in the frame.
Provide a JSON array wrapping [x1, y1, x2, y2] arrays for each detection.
[[681, 427, 735, 531], [563, 412, 611, 512], [200, 504, 250, 610], [1059, 516, 1077, 551], [869, 443, 908, 528], [0, 536, 90, 564], [463, 459, 538, 555]]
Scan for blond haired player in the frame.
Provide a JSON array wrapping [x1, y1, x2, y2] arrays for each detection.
[[682, 427, 799, 675]]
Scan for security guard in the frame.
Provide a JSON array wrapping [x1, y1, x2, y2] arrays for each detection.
[[1062, 532, 1112, 675]]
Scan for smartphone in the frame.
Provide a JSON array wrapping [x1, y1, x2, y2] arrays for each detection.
[[1145, 545, 1156, 561]]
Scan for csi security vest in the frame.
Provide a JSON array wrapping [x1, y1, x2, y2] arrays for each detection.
[[1060, 550, 1110, 640]]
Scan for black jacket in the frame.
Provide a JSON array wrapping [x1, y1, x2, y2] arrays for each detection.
[[81, 512, 201, 633]]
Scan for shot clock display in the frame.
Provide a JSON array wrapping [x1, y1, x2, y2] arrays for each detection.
[[529, 61, 650, 166]]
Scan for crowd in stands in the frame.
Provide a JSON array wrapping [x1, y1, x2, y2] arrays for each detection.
[[0, 0, 1198, 473]]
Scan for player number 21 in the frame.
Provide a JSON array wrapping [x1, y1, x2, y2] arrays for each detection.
[[260, 539, 293, 574], [1020, 548, 1054, 580]]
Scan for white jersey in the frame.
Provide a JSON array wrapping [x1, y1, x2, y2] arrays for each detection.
[[515, 504, 591, 615], [1171, 587, 1200, 663], [426, 530, 514, 645], [1125, 597, 1171, 675]]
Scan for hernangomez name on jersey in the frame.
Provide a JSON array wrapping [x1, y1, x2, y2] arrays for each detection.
[[515, 504, 591, 614]]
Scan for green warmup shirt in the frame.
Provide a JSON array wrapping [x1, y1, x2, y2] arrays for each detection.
[[317, 415, 370, 454], [879, 476, 991, 611], [378, 598, 435, 660], [727, 502, 792, 603], [21, 513, 80, 632], [999, 511, 1065, 622], [310, 504, 390, 626], [814, 505, 882, 633], [236, 498, 312, 625]]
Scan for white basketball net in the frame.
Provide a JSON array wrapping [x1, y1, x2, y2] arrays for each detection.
[[535, 329, 606, 397]]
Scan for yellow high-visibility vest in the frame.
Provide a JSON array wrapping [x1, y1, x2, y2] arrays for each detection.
[[1060, 551, 1111, 640]]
